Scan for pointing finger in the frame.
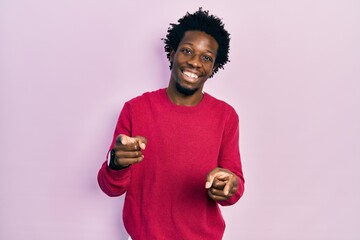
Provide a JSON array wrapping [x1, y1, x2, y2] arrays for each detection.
[[223, 176, 234, 196], [116, 134, 138, 145], [134, 136, 147, 150], [206, 169, 232, 189]]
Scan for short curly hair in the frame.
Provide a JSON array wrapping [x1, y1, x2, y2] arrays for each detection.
[[163, 8, 231, 77]]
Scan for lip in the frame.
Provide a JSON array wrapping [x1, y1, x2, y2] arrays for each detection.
[[181, 69, 201, 83]]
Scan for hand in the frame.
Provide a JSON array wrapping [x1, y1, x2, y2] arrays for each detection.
[[112, 134, 147, 168], [205, 167, 239, 201]]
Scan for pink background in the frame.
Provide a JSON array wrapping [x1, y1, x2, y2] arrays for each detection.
[[1, 0, 359, 239]]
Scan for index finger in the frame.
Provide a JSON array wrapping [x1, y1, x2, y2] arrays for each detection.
[[133, 136, 147, 150], [223, 177, 234, 196], [205, 169, 231, 189], [116, 134, 136, 145]]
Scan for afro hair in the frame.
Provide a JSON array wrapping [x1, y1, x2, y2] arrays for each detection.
[[163, 7, 231, 77]]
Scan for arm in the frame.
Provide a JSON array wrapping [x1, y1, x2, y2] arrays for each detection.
[[97, 159, 131, 197], [97, 102, 147, 197], [205, 109, 245, 205], [97, 134, 147, 197]]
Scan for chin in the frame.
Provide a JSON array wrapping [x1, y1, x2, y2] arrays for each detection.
[[175, 82, 198, 96]]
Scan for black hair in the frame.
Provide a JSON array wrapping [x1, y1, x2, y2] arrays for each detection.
[[163, 7, 231, 77]]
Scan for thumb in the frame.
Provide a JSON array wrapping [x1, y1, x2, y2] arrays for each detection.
[[205, 177, 214, 189], [205, 168, 218, 189]]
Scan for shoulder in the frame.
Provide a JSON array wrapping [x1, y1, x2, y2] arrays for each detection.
[[126, 88, 165, 106], [204, 92, 238, 116], [204, 93, 240, 131]]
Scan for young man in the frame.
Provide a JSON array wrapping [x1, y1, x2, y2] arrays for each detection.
[[98, 8, 245, 240]]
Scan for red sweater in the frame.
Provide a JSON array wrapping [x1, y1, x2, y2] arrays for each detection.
[[98, 88, 244, 240]]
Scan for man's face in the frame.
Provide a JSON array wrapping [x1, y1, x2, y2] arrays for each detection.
[[170, 30, 218, 96]]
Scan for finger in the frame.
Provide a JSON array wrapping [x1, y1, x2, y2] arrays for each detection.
[[114, 149, 143, 159], [223, 178, 234, 196], [212, 178, 227, 189], [215, 172, 232, 180], [134, 136, 147, 150], [206, 170, 231, 189], [210, 188, 227, 197], [208, 185, 237, 201], [113, 143, 140, 151], [205, 172, 216, 189], [207, 189, 228, 201], [206, 167, 223, 189], [116, 134, 136, 145], [224, 175, 239, 196], [115, 155, 144, 167]]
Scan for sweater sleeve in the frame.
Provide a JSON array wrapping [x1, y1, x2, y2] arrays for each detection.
[[217, 108, 245, 206], [97, 102, 132, 197], [97, 160, 131, 197]]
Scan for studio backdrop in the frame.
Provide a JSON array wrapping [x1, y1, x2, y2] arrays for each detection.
[[0, 0, 359, 239]]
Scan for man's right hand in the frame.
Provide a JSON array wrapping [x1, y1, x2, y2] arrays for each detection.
[[112, 134, 147, 168]]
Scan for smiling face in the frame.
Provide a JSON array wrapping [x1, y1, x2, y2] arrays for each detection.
[[169, 30, 219, 98]]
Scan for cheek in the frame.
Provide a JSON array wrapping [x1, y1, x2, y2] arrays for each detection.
[[205, 64, 215, 75], [171, 54, 181, 65]]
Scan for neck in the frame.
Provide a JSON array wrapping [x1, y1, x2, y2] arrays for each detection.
[[166, 85, 204, 106]]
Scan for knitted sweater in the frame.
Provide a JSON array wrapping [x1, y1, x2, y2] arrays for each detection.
[[98, 88, 244, 240]]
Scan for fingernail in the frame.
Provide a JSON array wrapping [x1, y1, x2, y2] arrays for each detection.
[[205, 182, 211, 189]]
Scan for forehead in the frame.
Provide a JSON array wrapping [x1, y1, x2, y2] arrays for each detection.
[[179, 30, 219, 54]]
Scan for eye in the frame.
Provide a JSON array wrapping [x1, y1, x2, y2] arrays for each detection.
[[202, 55, 213, 62], [180, 48, 192, 55]]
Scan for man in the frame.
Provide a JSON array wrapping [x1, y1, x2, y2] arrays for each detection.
[[98, 8, 245, 240]]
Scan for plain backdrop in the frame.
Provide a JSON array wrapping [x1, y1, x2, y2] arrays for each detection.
[[1, 0, 359, 239]]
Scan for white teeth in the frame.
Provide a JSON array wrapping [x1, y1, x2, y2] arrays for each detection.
[[183, 71, 198, 79]]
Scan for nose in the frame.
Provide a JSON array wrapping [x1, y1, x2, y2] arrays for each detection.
[[187, 54, 201, 68]]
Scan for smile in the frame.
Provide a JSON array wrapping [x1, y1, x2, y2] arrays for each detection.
[[182, 70, 199, 83], [183, 71, 198, 79]]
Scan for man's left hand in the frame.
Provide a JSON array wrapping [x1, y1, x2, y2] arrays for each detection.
[[205, 167, 239, 201]]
